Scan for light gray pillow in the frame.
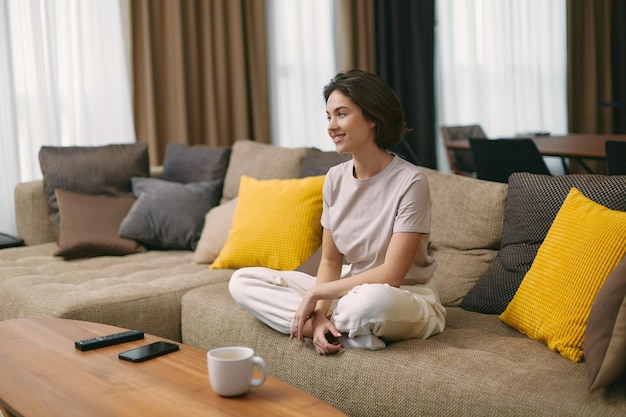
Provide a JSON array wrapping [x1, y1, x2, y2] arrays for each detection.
[[119, 177, 223, 250]]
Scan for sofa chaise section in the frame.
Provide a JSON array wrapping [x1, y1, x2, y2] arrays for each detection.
[[0, 243, 233, 341]]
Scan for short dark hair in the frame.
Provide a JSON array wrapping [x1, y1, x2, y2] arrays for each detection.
[[323, 70, 411, 149]]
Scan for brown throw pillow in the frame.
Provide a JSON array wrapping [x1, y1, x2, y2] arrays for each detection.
[[584, 256, 626, 391], [39, 143, 150, 243], [54, 189, 146, 258]]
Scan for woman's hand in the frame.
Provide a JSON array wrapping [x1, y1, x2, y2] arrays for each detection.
[[290, 289, 344, 354], [311, 315, 343, 355], [290, 291, 318, 343]]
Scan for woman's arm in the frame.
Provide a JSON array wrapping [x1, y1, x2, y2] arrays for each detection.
[[291, 229, 342, 343], [292, 230, 422, 350], [311, 231, 422, 300], [313, 228, 344, 314]]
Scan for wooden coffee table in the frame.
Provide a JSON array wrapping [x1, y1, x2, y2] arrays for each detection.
[[0, 318, 346, 417]]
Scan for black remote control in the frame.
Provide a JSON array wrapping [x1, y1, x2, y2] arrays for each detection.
[[75, 329, 144, 351]]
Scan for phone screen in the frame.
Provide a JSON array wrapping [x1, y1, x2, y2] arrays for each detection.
[[118, 341, 179, 363]]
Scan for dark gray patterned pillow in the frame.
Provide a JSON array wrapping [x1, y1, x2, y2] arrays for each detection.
[[161, 143, 231, 183], [119, 177, 223, 250], [461, 172, 626, 314], [300, 148, 352, 177], [39, 143, 150, 243]]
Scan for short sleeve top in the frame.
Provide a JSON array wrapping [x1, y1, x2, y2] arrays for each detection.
[[321, 155, 436, 285]]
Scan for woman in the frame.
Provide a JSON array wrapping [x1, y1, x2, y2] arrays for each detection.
[[229, 70, 446, 355]]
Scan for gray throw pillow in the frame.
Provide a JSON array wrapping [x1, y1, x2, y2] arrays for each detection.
[[119, 177, 223, 250], [161, 143, 231, 183], [300, 148, 352, 177], [39, 143, 150, 242], [460, 172, 626, 314]]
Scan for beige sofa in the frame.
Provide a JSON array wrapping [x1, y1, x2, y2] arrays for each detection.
[[2, 140, 625, 416]]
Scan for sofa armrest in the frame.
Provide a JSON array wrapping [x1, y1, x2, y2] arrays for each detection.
[[13, 166, 165, 246], [150, 165, 163, 178], [14, 180, 55, 245]]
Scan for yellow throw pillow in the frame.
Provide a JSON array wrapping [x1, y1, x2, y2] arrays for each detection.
[[210, 175, 325, 271], [499, 188, 626, 362]]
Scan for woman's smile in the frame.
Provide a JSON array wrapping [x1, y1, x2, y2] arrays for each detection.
[[326, 90, 374, 154]]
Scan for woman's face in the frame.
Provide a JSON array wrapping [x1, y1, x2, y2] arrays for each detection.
[[326, 90, 375, 154]]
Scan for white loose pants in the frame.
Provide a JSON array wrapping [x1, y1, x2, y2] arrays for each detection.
[[228, 267, 446, 343]]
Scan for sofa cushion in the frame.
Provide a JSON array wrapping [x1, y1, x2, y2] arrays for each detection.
[[54, 189, 146, 258], [462, 173, 626, 314], [0, 243, 234, 342], [419, 167, 508, 306], [161, 143, 231, 183], [38, 143, 150, 243], [182, 285, 626, 417], [14, 180, 56, 245], [211, 175, 325, 271], [221, 140, 307, 203], [585, 256, 626, 391], [119, 177, 223, 250], [300, 148, 352, 177], [500, 188, 626, 362], [193, 198, 238, 264]]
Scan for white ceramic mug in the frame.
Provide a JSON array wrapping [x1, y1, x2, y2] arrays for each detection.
[[207, 347, 267, 397]]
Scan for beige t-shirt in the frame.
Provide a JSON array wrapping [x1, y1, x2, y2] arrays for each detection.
[[321, 155, 436, 285]]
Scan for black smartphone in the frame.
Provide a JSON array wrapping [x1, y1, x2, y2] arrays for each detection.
[[118, 341, 179, 363]]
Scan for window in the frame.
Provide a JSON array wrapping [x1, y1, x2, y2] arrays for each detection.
[[435, 0, 567, 172], [266, 0, 337, 150], [0, 0, 134, 234]]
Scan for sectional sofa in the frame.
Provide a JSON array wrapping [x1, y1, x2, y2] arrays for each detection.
[[1, 139, 625, 416]]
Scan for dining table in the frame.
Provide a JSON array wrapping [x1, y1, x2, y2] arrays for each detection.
[[444, 133, 626, 174]]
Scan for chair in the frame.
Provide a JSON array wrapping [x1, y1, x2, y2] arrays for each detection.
[[440, 124, 487, 177], [605, 140, 626, 175], [469, 138, 552, 183]]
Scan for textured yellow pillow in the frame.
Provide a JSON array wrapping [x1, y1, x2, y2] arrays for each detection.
[[499, 188, 626, 362], [210, 175, 325, 271]]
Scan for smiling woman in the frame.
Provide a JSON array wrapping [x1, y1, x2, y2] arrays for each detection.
[[229, 70, 446, 355], [0, 0, 135, 235]]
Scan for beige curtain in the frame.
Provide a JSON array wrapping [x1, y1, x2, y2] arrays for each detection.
[[567, 0, 614, 134], [567, 0, 614, 173], [335, 0, 376, 73], [131, 0, 270, 165]]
